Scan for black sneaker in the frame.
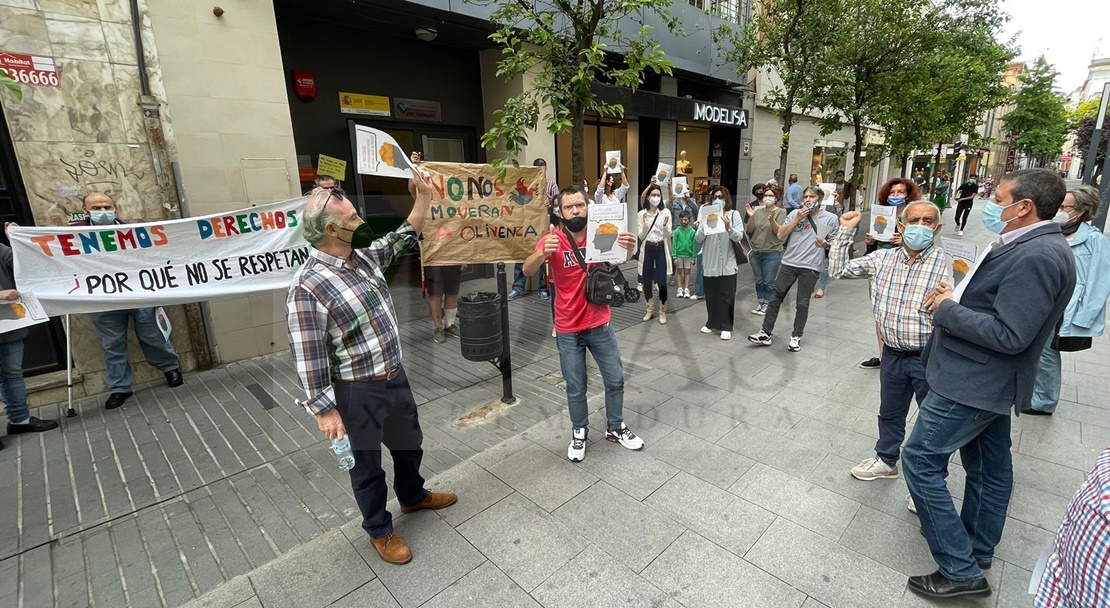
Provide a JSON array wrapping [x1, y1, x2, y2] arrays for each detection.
[[7, 416, 59, 434], [859, 357, 881, 369]]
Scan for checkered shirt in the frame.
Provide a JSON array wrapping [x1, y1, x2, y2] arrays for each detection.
[[1035, 447, 1110, 607], [286, 224, 417, 415], [828, 225, 951, 351]]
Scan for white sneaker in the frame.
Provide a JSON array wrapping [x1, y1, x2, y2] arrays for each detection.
[[850, 457, 900, 481], [907, 493, 917, 514], [747, 331, 771, 345], [750, 304, 763, 315], [689, 294, 698, 300], [957, 230, 964, 236], [605, 423, 644, 450], [788, 336, 802, 352], [567, 427, 587, 462], [720, 331, 732, 340], [700, 326, 713, 334]]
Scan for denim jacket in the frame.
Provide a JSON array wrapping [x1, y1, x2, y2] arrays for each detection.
[[1060, 222, 1110, 338]]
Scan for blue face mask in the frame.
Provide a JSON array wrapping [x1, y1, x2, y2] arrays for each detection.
[[887, 196, 907, 206], [981, 200, 1021, 234], [90, 210, 116, 225], [901, 225, 935, 251]]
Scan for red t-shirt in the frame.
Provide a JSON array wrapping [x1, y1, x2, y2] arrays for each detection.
[[538, 230, 611, 333]]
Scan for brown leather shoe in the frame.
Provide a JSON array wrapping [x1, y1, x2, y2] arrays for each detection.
[[369, 531, 412, 565], [400, 491, 458, 514]]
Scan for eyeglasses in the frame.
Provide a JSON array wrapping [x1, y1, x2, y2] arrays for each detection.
[[318, 187, 346, 215]]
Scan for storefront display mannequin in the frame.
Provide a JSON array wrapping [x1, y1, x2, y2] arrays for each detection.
[[677, 150, 692, 175]]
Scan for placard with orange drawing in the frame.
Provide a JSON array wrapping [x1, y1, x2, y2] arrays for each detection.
[[585, 203, 628, 263], [0, 291, 48, 333]]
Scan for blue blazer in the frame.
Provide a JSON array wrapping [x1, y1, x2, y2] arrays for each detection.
[[923, 223, 1076, 415]]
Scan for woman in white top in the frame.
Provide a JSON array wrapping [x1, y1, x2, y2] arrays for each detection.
[[637, 180, 673, 324], [594, 164, 629, 205], [695, 185, 747, 340]]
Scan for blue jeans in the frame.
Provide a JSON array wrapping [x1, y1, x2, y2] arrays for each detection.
[[512, 263, 546, 294], [695, 244, 705, 298], [90, 308, 180, 392], [1030, 335, 1060, 413], [749, 251, 782, 303], [819, 257, 829, 290], [0, 340, 30, 424], [903, 391, 1012, 582], [876, 349, 929, 466], [556, 323, 624, 432]]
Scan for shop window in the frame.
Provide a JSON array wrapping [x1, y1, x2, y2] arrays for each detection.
[[555, 115, 631, 194], [688, 0, 748, 24]]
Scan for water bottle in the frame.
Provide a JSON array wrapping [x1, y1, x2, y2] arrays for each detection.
[[332, 436, 355, 471]]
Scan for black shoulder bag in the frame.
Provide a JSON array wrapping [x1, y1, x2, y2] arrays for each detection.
[[563, 228, 624, 306], [728, 210, 750, 265]]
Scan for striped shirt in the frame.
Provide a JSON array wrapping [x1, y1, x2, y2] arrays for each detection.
[[828, 225, 950, 351], [285, 224, 418, 415], [1035, 447, 1110, 608]]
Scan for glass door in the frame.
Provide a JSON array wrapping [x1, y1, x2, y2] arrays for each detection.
[[0, 105, 67, 375]]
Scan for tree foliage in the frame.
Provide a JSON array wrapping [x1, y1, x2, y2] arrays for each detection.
[[1002, 56, 1069, 162], [471, 0, 679, 183], [1069, 96, 1105, 167], [716, 0, 838, 180]]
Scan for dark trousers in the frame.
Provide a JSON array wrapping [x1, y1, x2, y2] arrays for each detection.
[[903, 391, 1012, 582], [954, 201, 974, 230], [641, 244, 668, 303], [876, 349, 929, 466], [702, 273, 737, 331], [334, 369, 427, 539], [761, 264, 820, 337]]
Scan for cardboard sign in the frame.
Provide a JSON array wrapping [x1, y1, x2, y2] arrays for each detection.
[[585, 203, 628, 263], [654, 163, 672, 186], [0, 291, 49, 333], [355, 125, 417, 178], [869, 205, 898, 242], [419, 162, 547, 265], [10, 197, 310, 316], [605, 151, 622, 174], [698, 204, 725, 235], [0, 51, 60, 88], [316, 155, 347, 179], [942, 238, 978, 285], [672, 176, 688, 198]]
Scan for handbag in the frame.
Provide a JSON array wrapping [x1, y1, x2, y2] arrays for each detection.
[[728, 210, 749, 265], [1052, 335, 1092, 352], [563, 228, 624, 306]]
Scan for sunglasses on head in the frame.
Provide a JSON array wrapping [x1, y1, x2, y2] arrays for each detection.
[[319, 187, 346, 214]]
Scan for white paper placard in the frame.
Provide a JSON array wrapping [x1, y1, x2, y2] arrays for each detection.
[[819, 182, 838, 209], [605, 151, 622, 174], [869, 205, 898, 242], [355, 125, 417, 178], [671, 176, 688, 198], [0, 291, 49, 333], [942, 238, 979, 286], [584, 203, 628, 263], [654, 163, 672, 185], [698, 204, 725, 235]]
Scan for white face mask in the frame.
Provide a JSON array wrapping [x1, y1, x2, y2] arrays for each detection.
[[712, 197, 724, 206], [1053, 210, 1076, 225], [762, 196, 776, 205], [649, 196, 661, 207]]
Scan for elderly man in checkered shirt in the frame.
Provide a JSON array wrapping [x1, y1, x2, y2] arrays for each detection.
[[828, 201, 951, 483], [286, 179, 456, 566]]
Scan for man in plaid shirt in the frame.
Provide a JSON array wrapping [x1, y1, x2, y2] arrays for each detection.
[[828, 202, 951, 482], [286, 181, 456, 565]]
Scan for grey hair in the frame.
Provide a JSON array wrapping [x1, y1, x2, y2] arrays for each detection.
[[301, 188, 343, 246], [900, 200, 941, 222], [1067, 185, 1101, 221]]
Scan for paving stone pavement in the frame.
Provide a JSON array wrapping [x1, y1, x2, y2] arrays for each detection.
[[8, 206, 1110, 607]]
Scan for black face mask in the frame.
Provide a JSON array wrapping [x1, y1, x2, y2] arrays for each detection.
[[564, 216, 588, 233], [336, 222, 376, 248]]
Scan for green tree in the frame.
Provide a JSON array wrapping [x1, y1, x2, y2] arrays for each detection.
[[471, 0, 679, 184], [716, 0, 838, 181], [1068, 96, 1105, 182], [1003, 56, 1068, 165]]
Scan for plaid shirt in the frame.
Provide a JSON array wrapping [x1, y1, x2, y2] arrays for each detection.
[[286, 224, 418, 415], [1035, 447, 1110, 607], [828, 225, 951, 351]]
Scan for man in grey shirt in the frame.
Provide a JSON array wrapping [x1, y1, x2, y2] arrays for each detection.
[[748, 187, 839, 352]]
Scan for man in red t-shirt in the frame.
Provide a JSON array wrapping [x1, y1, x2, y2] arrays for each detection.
[[522, 186, 644, 461]]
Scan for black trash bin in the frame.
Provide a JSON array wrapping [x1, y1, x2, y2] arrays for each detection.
[[458, 292, 503, 362]]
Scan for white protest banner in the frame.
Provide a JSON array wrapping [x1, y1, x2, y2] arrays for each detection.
[[698, 204, 725, 235], [585, 203, 628, 263], [942, 238, 978, 285], [10, 197, 310, 316], [654, 163, 672, 186], [355, 125, 417, 178], [0, 291, 49, 333], [869, 205, 898, 242], [605, 151, 622, 174]]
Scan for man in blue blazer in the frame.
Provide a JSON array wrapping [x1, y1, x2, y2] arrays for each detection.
[[902, 169, 1076, 599]]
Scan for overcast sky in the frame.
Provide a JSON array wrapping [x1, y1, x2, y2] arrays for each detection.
[[998, 0, 1107, 94]]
